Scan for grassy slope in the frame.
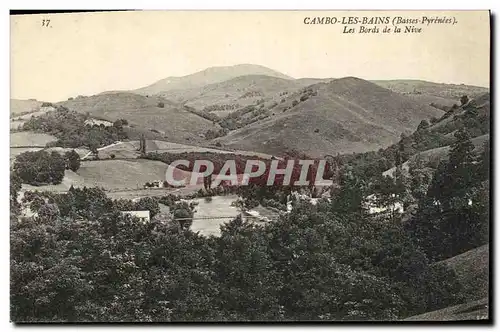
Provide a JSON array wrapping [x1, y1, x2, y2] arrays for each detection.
[[10, 99, 43, 116], [217, 77, 444, 157], [382, 92, 490, 177], [160, 75, 305, 111], [373, 80, 489, 107], [382, 134, 490, 177], [405, 244, 490, 321], [132, 64, 293, 96], [58, 92, 219, 143], [436, 244, 490, 302], [97, 139, 275, 160], [20, 170, 86, 193], [10, 131, 58, 147], [76, 159, 169, 190], [404, 297, 488, 321]]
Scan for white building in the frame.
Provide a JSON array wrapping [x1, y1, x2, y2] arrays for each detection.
[[121, 210, 150, 223], [364, 194, 404, 215]]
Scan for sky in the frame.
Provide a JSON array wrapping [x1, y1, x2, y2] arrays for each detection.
[[11, 10, 490, 102]]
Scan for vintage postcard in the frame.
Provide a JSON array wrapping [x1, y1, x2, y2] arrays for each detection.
[[10, 10, 490, 322]]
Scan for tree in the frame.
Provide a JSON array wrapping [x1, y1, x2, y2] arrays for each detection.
[[113, 119, 124, 129], [139, 134, 147, 154], [331, 167, 366, 214], [157, 102, 165, 108], [408, 154, 433, 203], [64, 150, 81, 172], [14, 150, 66, 185], [173, 201, 194, 230], [370, 174, 404, 222], [460, 95, 469, 106], [10, 172, 22, 215], [134, 197, 160, 219], [408, 128, 488, 261], [38, 203, 60, 222], [113, 118, 128, 128], [417, 119, 429, 131]]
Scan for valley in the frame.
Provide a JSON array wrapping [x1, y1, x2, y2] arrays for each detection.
[[10, 63, 490, 322]]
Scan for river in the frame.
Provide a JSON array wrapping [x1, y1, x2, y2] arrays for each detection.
[[190, 194, 240, 237]]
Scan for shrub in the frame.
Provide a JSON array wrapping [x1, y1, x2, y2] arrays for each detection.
[[460, 95, 469, 106], [41, 102, 54, 107], [14, 150, 66, 185], [64, 150, 81, 172], [292, 100, 299, 107], [110, 153, 116, 159], [157, 102, 165, 108], [21, 107, 128, 149]]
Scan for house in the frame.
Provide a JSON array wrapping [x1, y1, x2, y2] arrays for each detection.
[[121, 210, 150, 223], [364, 194, 404, 215]]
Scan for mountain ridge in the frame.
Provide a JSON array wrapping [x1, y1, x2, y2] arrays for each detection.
[[214, 76, 445, 157], [131, 64, 294, 96]]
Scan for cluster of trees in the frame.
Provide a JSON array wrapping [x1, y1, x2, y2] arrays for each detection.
[[202, 104, 240, 112], [205, 127, 229, 140], [217, 103, 270, 131], [279, 90, 316, 113], [343, 127, 490, 262], [22, 106, 128, 152], [433, 102, 490, 139], [11, 175, 466, 322], [239, 91, 264, 99], [10, 94, 489, 322], [336, 96, 490, 211], [185, 108, 220, 123], [336, 107, 486, 182], [406, 128, 490, 261], [13, 149, 81, 186]]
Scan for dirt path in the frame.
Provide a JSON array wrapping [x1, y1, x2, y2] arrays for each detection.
[[81, 141, 124, 160]]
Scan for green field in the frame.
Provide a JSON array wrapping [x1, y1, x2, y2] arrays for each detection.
[[10, 131, 58, 147], [76, 159, 169, 190]]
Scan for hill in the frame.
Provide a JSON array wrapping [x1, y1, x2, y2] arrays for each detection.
[[436, 244, 489, 302], [381, 92, 490, 177], [10, 99, 43, 116], [405, 244, 489, 321], [373, 80, 489, 109], [404, 297, 488, 321], [10, 131, 58, 147], [132, 64, 293, 96], [215, 77, 444, 157], [382, 134, 490, 177], [159, 75, 306, 112], [58, 92, 219, 143]]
